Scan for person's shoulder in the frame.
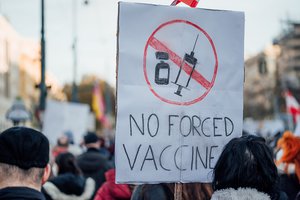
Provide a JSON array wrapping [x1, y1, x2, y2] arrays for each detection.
[[211, 188, 271, 200], [1, 187, 45, 200], [43, 177, 95, 200], [77, 151, 111, 170], [278, 191, 288, 200], [79, 150, 108, 161]]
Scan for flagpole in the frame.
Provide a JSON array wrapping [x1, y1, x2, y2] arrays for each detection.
[[170, 1, 183, 199]]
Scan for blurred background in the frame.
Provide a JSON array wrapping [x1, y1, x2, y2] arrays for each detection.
[[0, 0, 300, 143]]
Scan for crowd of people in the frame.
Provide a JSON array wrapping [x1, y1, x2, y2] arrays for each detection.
[[1, 126, 300, 200]]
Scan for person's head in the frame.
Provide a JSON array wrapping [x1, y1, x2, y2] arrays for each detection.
[[212, 135, 278, 196], [0, 127, 51, 191], [57, 135, 69, 147], [55, 152, 82, 175], [99, 137, 105, 148], [63, 130, 74, 144], [83, 132, 100, 149]]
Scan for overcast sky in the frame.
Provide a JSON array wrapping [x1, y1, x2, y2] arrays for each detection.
[[0, 0, 299, 86]]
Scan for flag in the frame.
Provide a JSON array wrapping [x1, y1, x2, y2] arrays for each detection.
[[285, 90, 300, 124], [172, 0, 200, 8], [92, 82, 110, 127]]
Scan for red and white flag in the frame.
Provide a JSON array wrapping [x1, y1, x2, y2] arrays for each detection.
[[285, 90, 300, 123], [171, 0, 199, 8]]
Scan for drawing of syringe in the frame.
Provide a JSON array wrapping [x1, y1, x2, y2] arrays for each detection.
[[172, 34, 199, 96]]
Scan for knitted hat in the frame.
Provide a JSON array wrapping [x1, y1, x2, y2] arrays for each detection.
[[0, 126, 50, 169], [83, 132, 99, 144]]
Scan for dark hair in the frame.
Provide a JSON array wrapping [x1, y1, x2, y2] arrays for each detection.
[[212, 135, 279, 198], [140, 184, 174, 200], [55, 152, 82, 175], [137, 183, 212, 200], [182, 183, 212, 200]]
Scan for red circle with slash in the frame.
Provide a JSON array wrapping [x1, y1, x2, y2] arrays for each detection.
[[143, 19, 218, 106]]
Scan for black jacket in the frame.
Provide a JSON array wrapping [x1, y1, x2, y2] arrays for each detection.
[[42, 173, 95, 200], [0, 187, 45, 200], [279, 173, 300, 200], [76, 148, 111, 198]]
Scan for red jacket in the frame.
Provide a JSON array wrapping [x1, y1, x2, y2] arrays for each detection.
[[94, 169, 131, 200]]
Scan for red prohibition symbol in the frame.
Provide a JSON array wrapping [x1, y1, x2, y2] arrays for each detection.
[[143, 19, 218, 106]]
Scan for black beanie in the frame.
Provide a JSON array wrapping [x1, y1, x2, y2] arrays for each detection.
[[84, 132, 99, 144], [0, 126, 49, 170]]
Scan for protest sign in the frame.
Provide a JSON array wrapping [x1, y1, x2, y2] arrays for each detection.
[[116, 2, 244, 183], [43, 100, 90, 144]]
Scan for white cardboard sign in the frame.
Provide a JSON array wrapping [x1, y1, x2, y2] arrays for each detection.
[[116, 2, 244, 183], [43, 100, 90, 145]]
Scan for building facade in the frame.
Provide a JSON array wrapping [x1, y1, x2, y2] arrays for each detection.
[[0, 15, 65, 130], [274, 23, 300, 101], [244, 45, 280, 119], [244, 22, 300, 125], [0, 15, 22, 130]]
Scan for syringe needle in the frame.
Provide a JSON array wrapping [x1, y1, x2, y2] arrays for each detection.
[[192, 34, 199, 53]]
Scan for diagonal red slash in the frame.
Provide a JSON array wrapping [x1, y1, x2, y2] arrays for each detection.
[[149, 36, 211, 90]]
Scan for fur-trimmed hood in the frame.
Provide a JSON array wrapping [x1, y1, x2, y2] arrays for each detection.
[[211, 188, 271, 200], [43, 177, 95, 200]]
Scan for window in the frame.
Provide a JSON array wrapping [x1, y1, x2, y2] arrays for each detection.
[[258, 57, 268, 75]]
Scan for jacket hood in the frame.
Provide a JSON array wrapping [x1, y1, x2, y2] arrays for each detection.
[[49, 173, 85, 195], [43, 177, 95, 200], [111, 183, 131, 199], [105, 169, 115, 181], [211, 188, 271, 200]]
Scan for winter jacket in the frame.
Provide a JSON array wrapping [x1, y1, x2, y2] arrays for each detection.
[[296, 191, 300, 200], [0, 187, 46, 200], [77, 148, 111, 198], [94, 169, 131, 200], [278, 173, 300, 200], [211, 188, 271, 200], [52, 146, 68, 159], [42, 173, 95, 200]]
